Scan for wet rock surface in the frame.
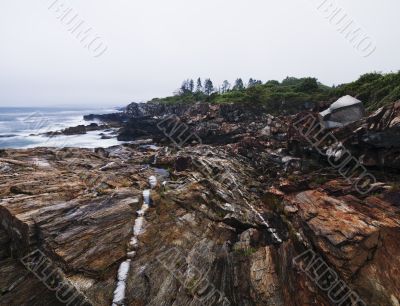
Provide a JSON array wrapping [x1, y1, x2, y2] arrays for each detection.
[[41, 123, 117, 137], [1, 101, 400, 305]]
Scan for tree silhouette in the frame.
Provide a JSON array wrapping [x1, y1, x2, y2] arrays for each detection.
[[248, 78, 262, 87], [221, 80, 231, 93], [196, 78, 203, 93], [179, 79, 191, 94], [204, 79, 214, 95], [233, 78, 245, 91], [297, 77, 319, 92], [189, 79, 194, 92]]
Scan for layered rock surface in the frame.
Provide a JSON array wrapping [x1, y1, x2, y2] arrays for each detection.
[[1, 101, 400, 305]]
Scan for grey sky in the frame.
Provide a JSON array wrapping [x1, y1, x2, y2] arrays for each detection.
[[0, 0, 399, 107]]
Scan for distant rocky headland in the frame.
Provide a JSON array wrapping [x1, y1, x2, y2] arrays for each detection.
[[1, 86, 400, 305]]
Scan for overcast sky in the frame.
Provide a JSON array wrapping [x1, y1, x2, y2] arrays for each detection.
[[0, 0, 399, 107]]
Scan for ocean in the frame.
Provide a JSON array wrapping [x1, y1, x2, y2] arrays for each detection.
[[0, 107, 124, 149]]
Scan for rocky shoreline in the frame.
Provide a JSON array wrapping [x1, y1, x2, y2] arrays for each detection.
[[1, 100, 400, 305]]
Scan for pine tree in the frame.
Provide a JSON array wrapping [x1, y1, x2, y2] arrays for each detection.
[[248, 78, 262, 87], [196, 78, 203, 93], [189, 79, 194, 93], [233, 78, 245, 91], [179, 80, 190, 94], [221, 80, 231, 93], [248, 78, 255, 88], [204, 79, 214, 95]]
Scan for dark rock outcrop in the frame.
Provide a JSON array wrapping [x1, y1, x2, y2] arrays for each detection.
[[113, 102, 285, 145]]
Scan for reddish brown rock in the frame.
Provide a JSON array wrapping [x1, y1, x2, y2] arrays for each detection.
[[282, 190, 400, 305]]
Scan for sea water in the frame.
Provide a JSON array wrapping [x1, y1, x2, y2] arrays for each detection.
[[0, 107, 123, 149]]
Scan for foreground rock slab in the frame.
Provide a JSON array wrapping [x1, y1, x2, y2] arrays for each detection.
[[1, 100, 400, 306]]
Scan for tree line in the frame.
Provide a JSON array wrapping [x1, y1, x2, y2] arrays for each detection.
[[152, 75, 324, 112], [152, 72, 400, 114], [178, 77, 264, 96]]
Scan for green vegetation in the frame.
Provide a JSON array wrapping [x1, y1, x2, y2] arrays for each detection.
[[150, 71, 400, 114], [234, 247, 258, 257], [332, 72, 400, 110]]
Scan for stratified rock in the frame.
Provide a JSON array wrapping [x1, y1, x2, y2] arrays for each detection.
[[2, 100, 400, 306], [282, 190, 400, 305]]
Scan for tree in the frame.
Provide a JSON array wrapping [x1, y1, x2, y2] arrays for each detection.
[[179, 79, 190, 94], [265, 80, 280, 86], [204, 79, 214, 95], [233, 78, 245, 91], [196, 78, 203, 93], [189, 79, 194, 93], [248, 78, 255, 88], [248, 78, 262, 88], [297, 77, 319, 92], [281, 76, 300, 86], [179, 79, 196, 94], [221, 80, 231, 93]]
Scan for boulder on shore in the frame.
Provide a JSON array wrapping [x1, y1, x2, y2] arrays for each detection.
[[319, 95, 365, 128]]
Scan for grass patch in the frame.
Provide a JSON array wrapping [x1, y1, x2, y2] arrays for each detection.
[[234, 247, 258, 257]]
